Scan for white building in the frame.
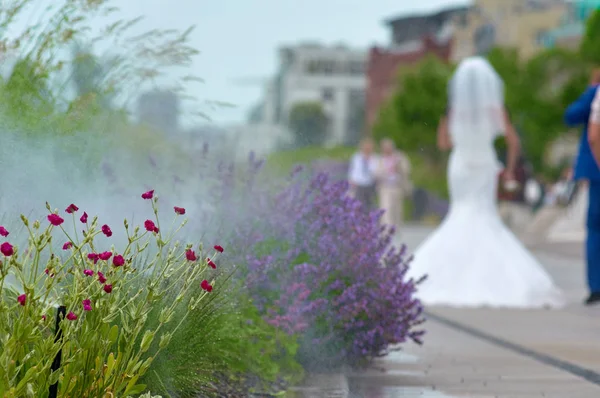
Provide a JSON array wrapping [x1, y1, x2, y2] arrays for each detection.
[[261, 43, 367, 146]]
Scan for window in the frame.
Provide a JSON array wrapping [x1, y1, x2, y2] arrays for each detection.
[[322, 88, 334, 101], [321, 60, 335, 75], [349, 61, 364, 75]]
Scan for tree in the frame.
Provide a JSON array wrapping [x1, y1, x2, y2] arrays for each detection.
[[372, 55, 453, 161], [581, 9, 600, 65], [288, 102, 329, 147]]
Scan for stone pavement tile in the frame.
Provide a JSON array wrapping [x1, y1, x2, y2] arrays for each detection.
[[401, 319, 600, 396]]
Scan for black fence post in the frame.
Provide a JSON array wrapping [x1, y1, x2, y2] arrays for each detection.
[[48, 305, 66, 398]]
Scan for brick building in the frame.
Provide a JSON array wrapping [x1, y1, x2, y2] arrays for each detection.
[[365, 7, 463, 129]]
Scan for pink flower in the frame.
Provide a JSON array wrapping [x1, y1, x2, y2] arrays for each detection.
[[200, 280, 213, 292], [98, 271, 107, 284], [83, 269, 94, 277], [101, 224, 112, 237], [174, 206, 186, 215], [42, 315, 47, 321], [0, 226, 8, 237], [206, 258, 216, 269], [80, 212, 88, 223], [82, 299, 92, 311], [66, 312, 77, 321], [87, 253, 99, 264], [47, 214, 64, 226], [65, 204, 79, 214], [144, 220, 159, 233], [141, 190, 154, 200], [98, 251, 112, 261], [214, 245, 224, 253], [185, 249, 197, 262], [17, 294, 26, 306], [112, 254, 125, 267], [1, 242, 14, 257], [63, 242, 73, 250], [103, 284, 113, 293]]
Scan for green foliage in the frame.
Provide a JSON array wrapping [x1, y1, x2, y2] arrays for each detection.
[[288, 102, 329, 147], [0, 198, 218, 397], [372, 55, 453, 160], [581, 9, 600, 65], [489, 47, 588, 172], [145, 284, 303, 397]]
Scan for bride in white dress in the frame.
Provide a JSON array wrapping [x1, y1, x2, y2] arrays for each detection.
[[407, 57, 564, 308]]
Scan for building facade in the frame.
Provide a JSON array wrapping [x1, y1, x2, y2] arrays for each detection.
[[260, 43, 367, 145], [365, 7, 461, 129], [540, 0, 600, 49], [451, 0, 568, 62]]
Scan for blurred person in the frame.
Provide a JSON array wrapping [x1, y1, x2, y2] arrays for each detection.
[[376, 138, 412, 231], [348, 137, 378, 209], [406, 56, 563, 308], [564, 68, 600, 305]]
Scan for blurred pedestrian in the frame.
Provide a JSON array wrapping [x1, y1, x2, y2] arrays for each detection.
[[348, 137, 378, 209], [376, 138, 412, 231]]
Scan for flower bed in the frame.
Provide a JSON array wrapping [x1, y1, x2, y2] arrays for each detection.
[[0, 142, 425, 396]]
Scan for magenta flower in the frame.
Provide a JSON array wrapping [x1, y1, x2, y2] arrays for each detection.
[[101, 224, 112, 237], [82, 299, 92, 311], [185, 249, 197, 262], [98, 251, 112, 261], [1, 242, 13, 257], [47, 214, 64, 226], [141, 190, 154, 200], [206, 258, 216, 269], [103, 284, 113, 293], [214, 245, 224, 253], [65, 204, 79, 214], [0, 226, 8, 237], [174, 206, 186, 215], [80, 212, 88, 223], [144, 220, 159, 233], [87, 253, 99, 264], [63, 242, 73, 250], [17, 294, 26, 306], [83, 269, 94, 277], [112, 254, 125, 267], [66, 312, 77, 321], [98, 271, 107, 284], [200, 280, 213, 292]]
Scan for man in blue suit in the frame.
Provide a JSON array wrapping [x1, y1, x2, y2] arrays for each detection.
[[564, 71, 600, 305]]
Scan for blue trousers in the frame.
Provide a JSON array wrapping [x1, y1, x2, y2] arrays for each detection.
[[587, 181, 600, 293]]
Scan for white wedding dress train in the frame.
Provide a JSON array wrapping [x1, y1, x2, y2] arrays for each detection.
[[407, 149, 564, 308]]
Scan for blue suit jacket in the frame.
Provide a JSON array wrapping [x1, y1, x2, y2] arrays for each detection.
[[564, 85, 600, 181]]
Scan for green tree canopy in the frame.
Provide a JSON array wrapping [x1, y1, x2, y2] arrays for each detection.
[[580, 9, 600, 65], [288, 102, 329, 147]]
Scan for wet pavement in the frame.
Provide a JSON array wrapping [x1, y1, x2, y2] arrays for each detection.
[[343, 225, 600, 397]]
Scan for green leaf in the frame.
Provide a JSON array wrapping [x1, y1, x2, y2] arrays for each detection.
[[108, 325, 119, 344]]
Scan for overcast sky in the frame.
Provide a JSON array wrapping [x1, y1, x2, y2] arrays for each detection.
[[9, 0, 470, 126]]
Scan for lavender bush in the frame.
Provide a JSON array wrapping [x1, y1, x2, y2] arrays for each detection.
[[227, 164, 425, 370]]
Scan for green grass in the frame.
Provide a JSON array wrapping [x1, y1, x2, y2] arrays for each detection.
[[266, 146, 355, 176]]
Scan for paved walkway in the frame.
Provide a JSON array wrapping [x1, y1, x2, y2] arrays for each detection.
[[348, 225, 600, 398]]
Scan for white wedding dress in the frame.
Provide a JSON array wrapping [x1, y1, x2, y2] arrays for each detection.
[[406, 57, 564, 308]]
